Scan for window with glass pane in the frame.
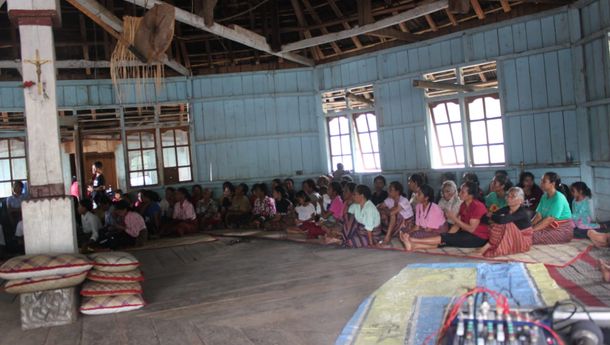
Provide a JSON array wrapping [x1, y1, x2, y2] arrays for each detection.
[[467, 95, 505, 166], [126, 131, 158, 187], [161, 128, 192, 182], [0, 138, 27, 197], [429, 100, 465, 166], [353, 113, 381, 171], [327, 116, 353, 172]]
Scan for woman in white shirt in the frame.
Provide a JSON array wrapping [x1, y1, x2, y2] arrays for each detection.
[[377, 181, 414, 247], [341, 185, 381, 248]]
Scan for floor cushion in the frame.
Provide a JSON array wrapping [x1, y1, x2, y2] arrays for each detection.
[[0, 254, 93, 280], [89, 252, 140, 273], [80, 294, 145, 315], [4, 271, 88, 294], [81, 281, 143, 297], [87, 268, 144, 283]]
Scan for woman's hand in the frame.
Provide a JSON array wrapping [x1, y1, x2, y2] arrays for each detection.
[[445, 211, 458, 223]]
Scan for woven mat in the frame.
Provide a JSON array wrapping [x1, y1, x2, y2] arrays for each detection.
[[130, 233, 217, 251], [336, 262, 568, 345], [546, 248, 610, 307], [412, 239, 593, 268], [206, 229, 591, 267]]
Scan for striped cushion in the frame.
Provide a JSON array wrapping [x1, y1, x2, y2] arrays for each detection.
[[0, 254, 93, 280], [4, 271, 88, 294], [483, 223, 532, 258], [89, 252, 139, 273], [80, 294, 145, 315], [87, 268, 144, 283], [81, 281, 143, 297]]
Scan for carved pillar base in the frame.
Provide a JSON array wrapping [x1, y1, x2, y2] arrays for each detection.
[[20, 287, 78, 330]]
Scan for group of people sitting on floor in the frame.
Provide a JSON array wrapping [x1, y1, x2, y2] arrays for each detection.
[[4, 162, 609, 258]]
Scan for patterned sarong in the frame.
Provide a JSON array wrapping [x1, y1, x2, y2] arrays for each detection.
[[532, 220, 574, 245], [484, 223, 532, 257]]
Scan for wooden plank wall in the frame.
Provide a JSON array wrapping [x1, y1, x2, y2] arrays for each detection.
[[581, 0, 610, 220], [190, 70, 321, 182]]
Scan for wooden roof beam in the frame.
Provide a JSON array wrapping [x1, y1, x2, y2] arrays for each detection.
[[445, 9, 458, 26], [500, 0, 511, 12], [300, 0, 342, 55], [413, 79, 478, 92], [281, 0, 448, 53], [123, 0, 314, 67], [290, 0, 323, 60], [327, 0, 363, 49], [470, 0, 485, 20], [66, 0, 191, 75], [425, 14, 438, 31], [367, 28, 417, 42]]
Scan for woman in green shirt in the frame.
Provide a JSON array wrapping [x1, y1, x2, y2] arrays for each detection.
[[485, 174, 512, 213], [340, 185, 381, 248], [531, 172, 573, 244]]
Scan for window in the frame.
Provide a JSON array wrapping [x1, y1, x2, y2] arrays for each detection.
[[322, 85, 380, 172], [126, 131, 158, 187], [424, 62, 504, 168], [161, 128, 192, 183], [0, 138, 27, 197]]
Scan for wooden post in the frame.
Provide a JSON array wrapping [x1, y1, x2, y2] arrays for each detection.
[[7, 0, 78, 329]]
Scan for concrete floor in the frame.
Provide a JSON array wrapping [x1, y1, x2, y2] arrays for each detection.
[[0, 239, 468, 345]]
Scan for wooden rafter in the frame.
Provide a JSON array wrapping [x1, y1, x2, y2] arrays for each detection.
[[290, 0, 323, 60], [368, 28, 417, 42], [470, 0, 485, 19], [123, 0, 314, 66], [445, 9, 458, 26], [281, 0, 448, 53], [327, 0, 363, 49], [413, 79, 479, 92], [300, 0, 342, 55], [425, 14, 438, 31], [79, 14, 92, 75], [499, 0, 511, 12]]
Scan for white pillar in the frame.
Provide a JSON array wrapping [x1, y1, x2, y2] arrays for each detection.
[[8, 0, 77, 255], [7, 0, 78, 329]]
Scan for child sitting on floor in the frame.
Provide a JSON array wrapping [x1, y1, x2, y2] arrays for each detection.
[[287, 191, 325, 239], [571, 182, 604, 238], [78, 198, 102, 250]]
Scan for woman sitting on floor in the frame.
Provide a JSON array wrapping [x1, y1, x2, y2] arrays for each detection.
[[197, 188, 220, 231], [138, 190, 161, 237], [225, 183, 252, 228], [530, 172, 573, 245], [407, 173, 425, 208], [340, 185, 381, 248], [288, 191, 324, 239], [302, 179, 324, 215], [480, 187, 533, 257], [321, 182, 344, 223], [322, 182, 356, 244], [485, 174, 512, 213], [371, 175, 388, 206], [400, 182, 489, 251], [438, 180, 462, 225], [98, 200, 146, 250], [518, 171, 543, 212], [406, 184, 447, 239], [251, 183, 276, 229], [377, 181, 414, 247], [162, 187, 198, 236], [266, 186, 294, 231]]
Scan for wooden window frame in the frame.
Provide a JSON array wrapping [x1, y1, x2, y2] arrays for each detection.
[[126, 130, 160, 188], [0, 137, 27, 197], [428, 99, 465, 167], [161, 127, 193, 184], [465, 94, 505, 167], [353, 112, 381, 171], [326, 115, 354, 172]]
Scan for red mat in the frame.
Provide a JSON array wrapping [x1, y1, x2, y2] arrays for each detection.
[[546, 248, 610, 307]]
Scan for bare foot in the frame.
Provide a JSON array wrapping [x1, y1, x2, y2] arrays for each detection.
[[400, 232, 412, 251], [599, 259, 610, 283], [588, 230, 609, 247]]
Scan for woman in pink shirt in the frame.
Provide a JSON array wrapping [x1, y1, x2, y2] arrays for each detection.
[[321, 182, 344, 221], [162, 187, 197, 236], [407, 184, 448, 239]]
